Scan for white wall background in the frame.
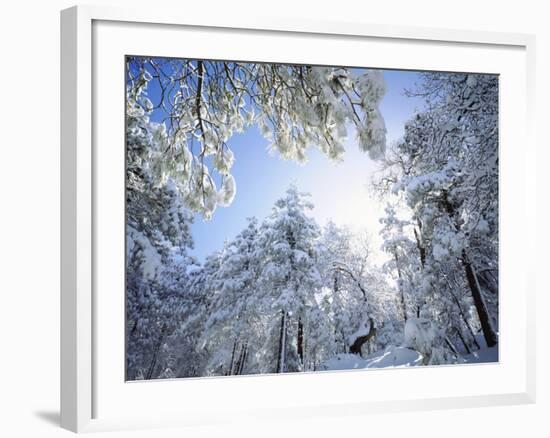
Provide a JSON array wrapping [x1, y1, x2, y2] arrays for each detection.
[[0, 1, 546, 437]]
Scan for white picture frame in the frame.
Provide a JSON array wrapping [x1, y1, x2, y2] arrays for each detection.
[[60, 4, 536, 433]]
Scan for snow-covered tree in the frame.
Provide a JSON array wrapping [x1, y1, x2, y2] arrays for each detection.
[[316, 223, 373, 356], [124, 58, 390, 377], [125, 60, 499, 378], [404, 317, 458, 365], [379, 72, 499, 352], [126, 75, 197, 379], [379, 205, 423, 322], [254, 186, 323, 372], [164, 250, 226, 378], [200, 218, 265, 376], [126, 58, 387, 218]]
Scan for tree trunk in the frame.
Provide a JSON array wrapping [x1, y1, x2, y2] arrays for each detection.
[[297, 318, 304, 367], [234, 342, 244, 376], [445, 336, 459, 355], [454, 327, 472, 355], [276, 310, 287, 373], [146, 323, 167, 380], [413, 220, 426, 267], [349, 318, 377, 357], [412, 221, 428, 318], [237, 341, 248, 375], [228, 339, 237, 376], [441, 191, 498, 348], [393, 251, 408, 322], [448, 288, 481, 350], [242, 345, 249, 374], [461, 250, 498, 347]]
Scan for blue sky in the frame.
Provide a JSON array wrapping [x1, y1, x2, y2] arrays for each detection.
[[137, 62, 425, 263], [188, 68, 423, 262]]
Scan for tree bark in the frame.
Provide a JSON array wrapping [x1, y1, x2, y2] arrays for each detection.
[[228, 339, 237, 376], [146, 323, 167, 380], [461, 250, 498, 347], [412, 221, 427, 317], [454, 326, 472, 354], [234, 343, 244, 376], [413, 220, 426, 267], [448, 287, 481, 350], [237, 341, 248, 375], [445, 336, 459, 356], [349, 317, 377, 357], [393, 251, 408, 322], [276, 310, 287, 373], [441, 191, 498, 348], [297, 318, 304, 367]]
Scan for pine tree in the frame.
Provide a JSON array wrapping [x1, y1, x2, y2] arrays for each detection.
[[200, 218, 264, 376], [256, 186, 323, 372]]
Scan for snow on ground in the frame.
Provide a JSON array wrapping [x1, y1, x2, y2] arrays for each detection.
[[365, 347, 424, 368], [461, 333, 498, 364], [321, 354, 370, 371], [321, 346, 423, 371], [321, 343, 498, 371], [462, 346, 498, 364]]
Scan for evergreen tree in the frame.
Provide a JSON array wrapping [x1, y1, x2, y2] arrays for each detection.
[[256, 186, 323, 372], [200, 218, 264, 376]]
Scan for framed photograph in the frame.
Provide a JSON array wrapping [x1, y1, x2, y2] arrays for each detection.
[[61, 5, 536, 433]]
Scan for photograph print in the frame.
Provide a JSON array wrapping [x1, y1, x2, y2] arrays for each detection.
[[125, 56, 499, 380]]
